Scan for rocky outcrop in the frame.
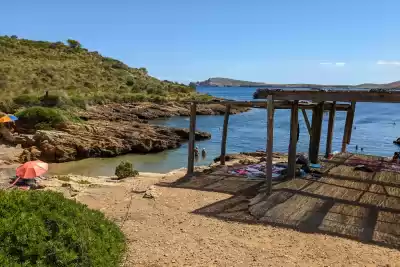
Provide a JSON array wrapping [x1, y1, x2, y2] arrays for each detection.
[[16, 120, 211, 163], [10, 101, 250, 163], [77, 102, 250, 122]]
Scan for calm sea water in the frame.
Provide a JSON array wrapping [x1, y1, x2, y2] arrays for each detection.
[[49, 86, 400, 176]]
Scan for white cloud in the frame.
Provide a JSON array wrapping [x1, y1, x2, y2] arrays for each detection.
[[377, 60, 400, 65], [319, 62, 346, 66]]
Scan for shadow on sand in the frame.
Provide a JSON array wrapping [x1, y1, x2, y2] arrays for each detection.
[[157, 153, 400, 250]]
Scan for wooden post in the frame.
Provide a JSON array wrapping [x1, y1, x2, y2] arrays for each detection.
[[325, 101, 336, 158], [309, 102, 324, 164], [341, 107, 351, 152], [220, 104, 231, 165], [346, 102, 356, 144], [301, 109, 312, 136], [187, 103, 197, 174], [266, 95, 274, 195], [287, 101, 299, 178]]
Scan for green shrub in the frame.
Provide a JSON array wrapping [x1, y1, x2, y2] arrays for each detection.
[[115, 161, 139, 179], [66, 39, 82, 49], [13, 94, 40, 106], [16, 106, 80, 129], [0, 190, 125, 266]]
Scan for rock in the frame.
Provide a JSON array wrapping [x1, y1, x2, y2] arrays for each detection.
[[14, 134, 35, 147], [19, 146, 42, 162], [15, 120, 210, 163], [143, 186, 158, 199], [11, 101, 248, 163]]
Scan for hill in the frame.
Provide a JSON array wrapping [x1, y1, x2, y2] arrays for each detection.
[[196, 77, 400, 89], [0, 36, 205, 113], [356, 81, 400, 89]]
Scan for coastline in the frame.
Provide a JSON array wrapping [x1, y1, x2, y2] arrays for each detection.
[[6, 101, 250, 165]]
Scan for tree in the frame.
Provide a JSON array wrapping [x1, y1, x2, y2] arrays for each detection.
[[66, 39, 82, 49], [189, 82, 197, 90], [139, 67, 148, 75]]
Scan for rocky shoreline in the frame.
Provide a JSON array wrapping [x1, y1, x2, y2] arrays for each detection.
[[6, 102, 250, 163]]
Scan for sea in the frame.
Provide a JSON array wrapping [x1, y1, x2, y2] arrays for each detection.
[[49, 86, 400, 176]]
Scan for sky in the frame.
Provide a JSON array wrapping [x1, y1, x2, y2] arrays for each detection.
[[1, 0, 400, 85]]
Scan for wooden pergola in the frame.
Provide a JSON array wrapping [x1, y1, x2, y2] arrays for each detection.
[[186, 89, 400, 195]]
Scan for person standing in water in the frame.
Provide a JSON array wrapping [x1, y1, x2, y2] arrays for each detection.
[[201, 148, 207, 158]]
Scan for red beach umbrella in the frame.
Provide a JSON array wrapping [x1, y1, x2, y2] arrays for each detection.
[[16, 160, 48, 179]]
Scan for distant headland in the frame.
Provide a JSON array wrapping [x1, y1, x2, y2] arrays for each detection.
[[193, 77, 400, 89]]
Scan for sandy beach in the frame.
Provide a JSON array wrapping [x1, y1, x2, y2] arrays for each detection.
[[33, 166, 400, 267]]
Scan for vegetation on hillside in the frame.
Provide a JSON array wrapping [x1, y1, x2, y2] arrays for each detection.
[[0, 190, 125, 267], [16, 106, 81, 130], [0, 35, 210, 113]]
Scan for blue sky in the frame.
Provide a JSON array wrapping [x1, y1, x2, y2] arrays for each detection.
[[1, 0, 399, 84]]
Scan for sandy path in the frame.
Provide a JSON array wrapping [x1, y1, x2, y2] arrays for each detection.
[[71, 170, 400, 267]]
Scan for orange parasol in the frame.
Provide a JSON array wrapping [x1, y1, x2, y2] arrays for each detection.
[[16, 160, 48, 179]]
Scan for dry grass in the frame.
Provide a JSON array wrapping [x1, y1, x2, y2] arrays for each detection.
[[0, 36, 211, 112]]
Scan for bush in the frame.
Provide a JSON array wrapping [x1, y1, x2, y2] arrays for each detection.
[[115, 161, 139, 179], [66, 39, 82, 49], [0, 190, 125, 266], [16, 106, 80, 129], [13, 94, 40, 106]]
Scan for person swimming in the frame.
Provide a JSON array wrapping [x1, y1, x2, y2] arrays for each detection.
[[201, 148, 207, 158]]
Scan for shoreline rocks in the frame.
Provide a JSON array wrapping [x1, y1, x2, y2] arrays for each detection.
[[11, 101, 248, 163]]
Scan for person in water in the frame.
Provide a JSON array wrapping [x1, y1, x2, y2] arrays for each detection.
[[194, 146, 199, 157], [201, 148, 207, 158]]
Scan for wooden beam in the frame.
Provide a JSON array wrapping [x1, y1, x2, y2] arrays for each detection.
[[301, 109, 312, 136], [325, 101, 336, 157], [346, 102, 356, 144], [254, 89, 400, 103], [266, 95, 274, 195], [287, 101, 299, 178], [185, 100, 349, 111], [187, 103, 197, 174], [309, 102, 324, 164], [341, 108, 351, 153], [220, 104, 231, 165]]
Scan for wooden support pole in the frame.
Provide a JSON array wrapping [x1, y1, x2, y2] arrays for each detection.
[[341, 107, 351, 153], [301, 109, 312, 136], [220, 104, 231, 165], [187, 103, 197, 174], [309, 102, 324, 164], [346, 101, 356, 144], [266, 95, 274, 195], [325, 101, 336, 158], [287, 101, 299, 178]]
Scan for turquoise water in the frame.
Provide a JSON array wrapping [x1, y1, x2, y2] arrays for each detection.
[[49, 86, 400, 176]]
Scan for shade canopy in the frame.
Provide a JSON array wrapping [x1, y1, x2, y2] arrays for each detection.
[[16, 160, 48, 179], [0, 114, 18, 123]]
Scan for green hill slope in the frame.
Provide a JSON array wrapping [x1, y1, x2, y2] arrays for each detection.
[[0, 36, 202, 112]]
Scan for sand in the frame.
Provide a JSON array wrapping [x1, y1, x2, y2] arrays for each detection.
[[38, 168, 400, 267]]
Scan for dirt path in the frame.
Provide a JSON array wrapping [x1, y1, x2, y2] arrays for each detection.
[[68, 170, 400, 267]]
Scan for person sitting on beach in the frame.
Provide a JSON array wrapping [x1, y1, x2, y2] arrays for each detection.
[[201, 148, 207, 158]]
